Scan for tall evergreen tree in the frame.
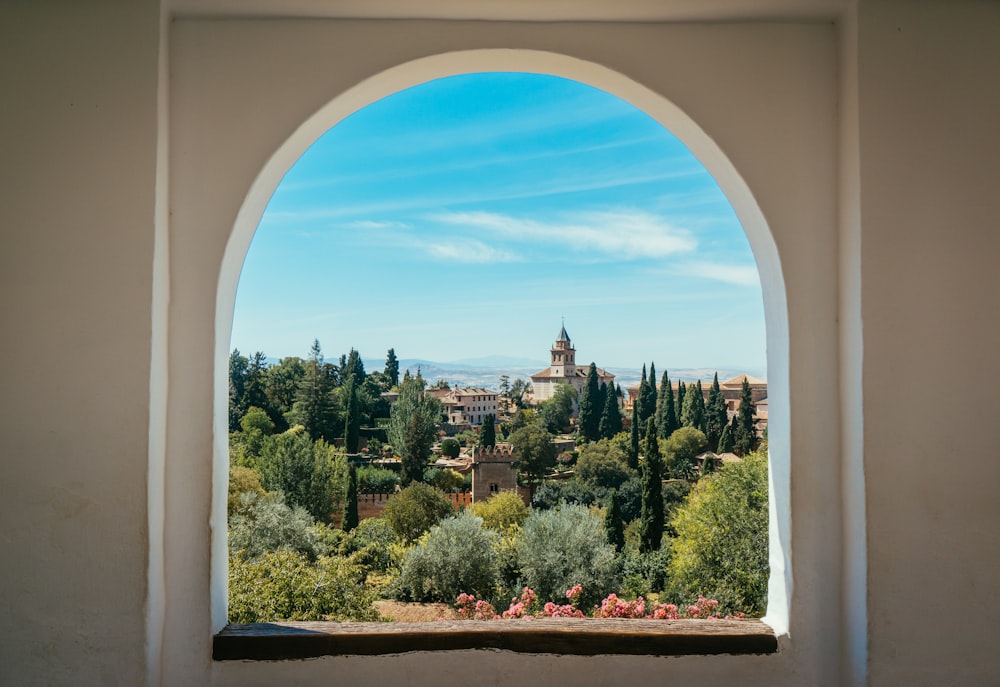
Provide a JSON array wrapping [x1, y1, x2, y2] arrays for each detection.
[[628, 404, 640, 471], [344, 374, 361, 453], [342, 463, 359, 532], [637, 364, 657, 437], [639, 416, 664, 553], [577, 362, 602, 442], [676, 381, 687, 427], [733, 377, 758, 456], [480, 413, 496, 448], [598, 380, 623, 439], [342, 348, 366, 384], [384, 348, 400, 388], [718, 424, 735, 453], [387, 374, 441, 485], [705, 372, 728, 450], [289, 340, 339, 441], [605, 490, 625, 553], [681, 380, 706, 431], [656, 372, 678, 439], [648, 361, 658, 411]]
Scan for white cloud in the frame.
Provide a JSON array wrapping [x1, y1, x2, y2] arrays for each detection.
[[673, 261, 760, 287], [429, 210, 697, 260], [343, 219, 410, 230], [422, 239, 522, 264]]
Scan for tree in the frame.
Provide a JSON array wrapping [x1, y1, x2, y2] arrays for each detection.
[[228, 490, 324, 560], [509, 424, 556, 496], [598, 379, 623, 439], [577, 363, 602, 442], [343, 374, 361, 453], [648, 361, 658, 412], [340, 347, 366, 385], [664, 426, 708, 480], [255, 429, 346, 522], [229, 349, 249, 431], [288, 340, 339, 442], [734, 377, 758, 456], [668, 450, 769, 616], [471, 490, 529, 532], [382, 482, 454, 543], [262, 356, 305, 432], [538, 383, 577, 433], [386, 374, 441, 485], [576, 439, 633, 490], [605, 490, 625, 553], [676, 381, 686, 423], [628, 404, 640, 471], [384, 348, 399, 388], [656, 372, 678, 439], [439, 437, 461, 458], [480, 413, 496, 448], [639, 417, 664, 553], [518, 504, 619, 608], [681, 379, 706, 432], [509, 378, 532, 410], [342, 463, 359, 532], [498, 375, 511, 413], [636, 364, 657, 437], [396, 512, 500, 603], [718, 424, 735, 453], [705, 372, 728, 450]]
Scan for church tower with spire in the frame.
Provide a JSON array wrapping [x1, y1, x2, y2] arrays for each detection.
[[550, 322, 576, 378]]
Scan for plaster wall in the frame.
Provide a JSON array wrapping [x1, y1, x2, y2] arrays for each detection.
[[167, 18, 837, 687], [0, 3, 161, 686], [857, 2, 1000, 684]]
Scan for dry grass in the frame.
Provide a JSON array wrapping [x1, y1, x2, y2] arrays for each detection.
[[375, 600, 461, 622]]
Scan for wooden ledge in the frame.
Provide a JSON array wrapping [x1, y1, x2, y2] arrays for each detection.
[[214, 618, 777, 660]]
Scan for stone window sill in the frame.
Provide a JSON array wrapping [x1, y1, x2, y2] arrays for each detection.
[[214, 618, 777, 660]]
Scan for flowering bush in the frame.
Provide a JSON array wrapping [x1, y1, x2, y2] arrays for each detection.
[[455, 585, 748, 621]]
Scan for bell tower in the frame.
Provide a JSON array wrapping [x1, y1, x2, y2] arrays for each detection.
[[550, 322, 576, 378]]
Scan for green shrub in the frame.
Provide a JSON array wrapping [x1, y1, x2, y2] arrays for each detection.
[[228, 491, 325, 559], [382, 482, 454, 543], [346, 518, 400, 573], [229, 549, 381, 622], [439, 438, 461, 458], [396, 512, 500, 602], [620, 548, 672, 597], [228, 466, 264, 515], [357, 465, 400, 493], [576, 440, 634, 490], [471, 490, 529, 532], [518, 503, 618, 609]]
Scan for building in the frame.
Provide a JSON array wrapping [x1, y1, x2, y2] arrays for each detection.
[[530, 324, 615, 403], [4, 3, 1000, 686], [469, 445, 519, 503], [430, 387, 499, 426]]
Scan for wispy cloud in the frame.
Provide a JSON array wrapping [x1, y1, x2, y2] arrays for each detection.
[[430, 210, 697, 260], [422, 239, 522, 264], [672, 261, 760, 286], [343, 219, 410, 230]]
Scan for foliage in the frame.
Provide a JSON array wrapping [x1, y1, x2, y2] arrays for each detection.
[[577, 363, 602, 442], [538, 383, 577, 434], [598, 379, 623, 439], [228, 491, 325, 559], [604, 490, 625, 553], [628, 404, 640, 470], [734, 377, 758, 456], [427, 467, 465, 492], [531, 479, 600, 511], [343, 374, 361, 453], [480, 413, 496, 448], [382, 482, 454, 543], [508, 378, 532, 410], [667, 450, 769, 616], [471, 490, 529, 532], [228, 465, 264, 515], [639, 417, 664, 553], [386, 375, 441, 485], [342, 463, 359, 531], [346, 517, 400, 573], [262, 356, 305, 432], [396, 512, 500, 602], [620, 548, 672, 597], [718, 424, 735, 453], [229, 549, 381, 622], [509, 424, 557, 492], [575, 439, 634, 490], [287, 340, 340, 441], [705, 373, 728, 449], [517, 503, 619, 609], [255, 427, 346, 522], [680, 379, 706, 432], [384, 348, 399, 388], [656, 372, 678, 439], [636, 364, 657, 436], [356, 465, 400, 493], [439, 438, 460, 458], [664, 426, 708, 480]]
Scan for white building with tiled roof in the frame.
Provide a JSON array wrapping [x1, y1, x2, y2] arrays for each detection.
[[431, 387, 499, 426], [530, 325, 615, 403]]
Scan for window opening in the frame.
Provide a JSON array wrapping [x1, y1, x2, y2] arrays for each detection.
[[225, 72, 769, 641]]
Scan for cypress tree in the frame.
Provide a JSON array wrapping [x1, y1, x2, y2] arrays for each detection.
[[734, 377, 758, 456], [718, 424, 735, 453], [384, 348, 400, 388], [605, 490, 625, 553], [344, 374, 361, 453], [639, 416, 664, 553], [342, 463, 359, 532], [705, 372, 728, 450], [656, 372, 678, 439], [480, 413, 496, 448], [681, 380, 706, 432], [578, 362, 602, 442], [700, 453, 716, 477], [676, 381, 686, 425], [628, 404, 640, 471], [648, 361, 658, 411], [599, 379, 623, 439], [637, 364, 657, 437]]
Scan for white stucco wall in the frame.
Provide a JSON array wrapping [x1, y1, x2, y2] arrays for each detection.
[[3, 2, 1000, 686]]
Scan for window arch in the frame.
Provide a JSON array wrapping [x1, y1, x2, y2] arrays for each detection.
[[214, 48, 790, 638]]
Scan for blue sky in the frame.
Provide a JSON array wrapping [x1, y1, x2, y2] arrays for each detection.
[[232, 73, 765, 375]]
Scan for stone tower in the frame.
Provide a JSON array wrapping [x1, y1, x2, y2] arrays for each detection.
[[550, 323, 576, 378]]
